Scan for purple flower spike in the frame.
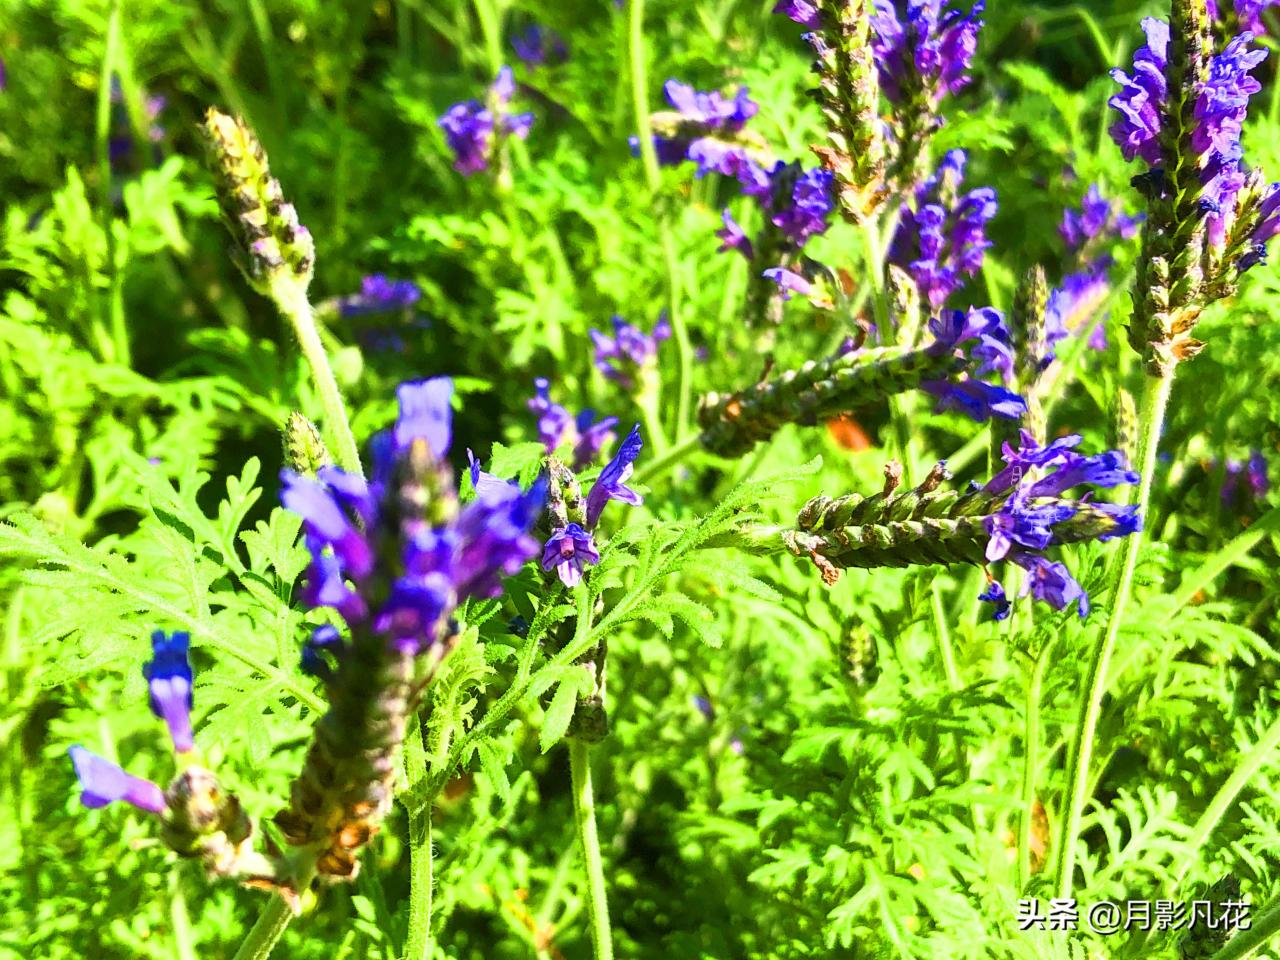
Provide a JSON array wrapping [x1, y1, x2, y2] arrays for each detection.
[[1108, 18, 1170, 165], [771, 167, 834, 246], [68, 746, 166, 814], [716, 209, 755, 260], [586, 424, 644, 528], [143, 630, 194, 753], [541, 522, 600, 588], [890, 150, 997, 309], [984, 488, 1077, 561], [339, 275, 422, 317], [439, 67, 535, 175], [511, 24, 568, 66], [590, 314, 671, 389], [395, 378, 454, 456], [871, 0, 984, 105]]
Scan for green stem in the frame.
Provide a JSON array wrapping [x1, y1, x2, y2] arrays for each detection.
[[170, 868, 197, 960], [569, 740, 613, 960], [629, 0, 692, 439], [403, 717, 434, 960], [270, 278, 364, 478], [1054, 372, 1173, 899], [632, 434, 702, 487], [94, 0, 129, 368], [1017, 640, 1054, 892], [231, 857, 316, 960], [1204, 895, 1280, 960]]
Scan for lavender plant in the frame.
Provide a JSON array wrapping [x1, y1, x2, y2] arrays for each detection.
[[7, 0, 1280, 958]]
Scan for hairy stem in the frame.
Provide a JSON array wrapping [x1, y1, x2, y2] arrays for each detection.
[[270, 277, 364, 478], [403, 717, 434, 960], [1054, 371, 1173, 899], [231, 856, 317, 960], [569, 740, 614, 960]]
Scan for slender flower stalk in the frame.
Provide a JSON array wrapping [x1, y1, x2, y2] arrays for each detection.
[[201, 108, 364, 478], [569, 740, 614, 960], [1059, 0, 1280, 898]]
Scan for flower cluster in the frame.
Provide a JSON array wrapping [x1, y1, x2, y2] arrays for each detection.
[[528, 378, 618, 469], [773, 0, 887, 222], [979, 432, 1140, 618], [888, 149, 997, 310], [68, 630, 196, 814], [590, 313, 671, 390], [636, 79, 761, 172], [869, 0, 984, 105], [511, 24, 568, 66], [1045, 183, 1142, 354], [439, 67, 535, 175], [284, 378, 544, 660], [336, 274, 422, 318], [921, 306, 1026, 421], [785, 436, 1139, 619], [541, 425, 644, 587], [1110, 7, 1280, 370]]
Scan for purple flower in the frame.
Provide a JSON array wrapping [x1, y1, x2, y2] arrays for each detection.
[[978, 579, 1011, 621], [1011, 553, 1089, 618], [889, 150, 997, 309], [763, 267, 814, 300], [1108, 18, 1169, 165], [716, 209, 755, 260], [439, 66, 534, 175], [590, 314, 671, 389], [511, 25, 568, 66], [870, 0, 984, 105], [921, 307, 1024, 420], [585, 424, 644, 527], [1110, 19, 1268, 247], [540, 522, 600, 587], [338, 275, 422, 317], [142, 630, 194, 753], [925, 377, 1027, 422], [1212, 0, 1280, 33], [68, 746, 166, 814], [640, 80, 760, 172], [301, 624, 342, 681], [984, 431, 1138, 497], [1222, 449, 1270, 505], [770, 167, 834, 246], [1059, 183, 1142, 251], [984, 487, 1077, 561], [282, 377, 545, 657], [527, 379, 619, 469], [1045, 269, 1110, 351], [774, 0, 821, 28]]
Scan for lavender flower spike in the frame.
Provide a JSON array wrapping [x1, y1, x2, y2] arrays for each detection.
[[590, 314, 671, 390], [143, 630, 195, 753], [439, 66, 535, 175], [586, 424, 644, 527], [68, 746, 166, 814]]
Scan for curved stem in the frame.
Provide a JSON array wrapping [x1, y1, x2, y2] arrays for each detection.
[[270, 278, 364, 478], [569, 740, 613, 960], [629, 0, 692, 439], [1054, 371, 1173, 899], [403, 719, 434, 960]]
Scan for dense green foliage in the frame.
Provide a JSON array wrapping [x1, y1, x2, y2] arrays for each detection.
[[4, 1, 1280, 958]]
